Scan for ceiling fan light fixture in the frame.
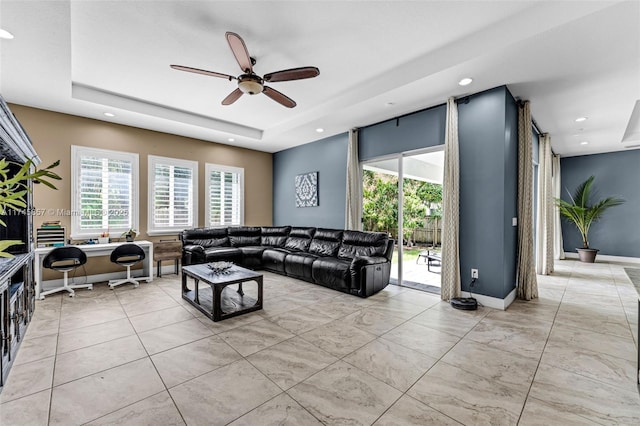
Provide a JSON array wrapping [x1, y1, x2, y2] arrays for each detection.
[[238, 75, 263, 95], [172, 32, 318, 107]]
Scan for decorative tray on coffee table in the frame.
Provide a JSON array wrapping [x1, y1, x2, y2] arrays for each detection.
[[207, 261, 234, 274]]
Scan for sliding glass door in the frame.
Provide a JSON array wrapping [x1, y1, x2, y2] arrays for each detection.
[[362, 156, 400, 284], [362, 148, 444, 292]]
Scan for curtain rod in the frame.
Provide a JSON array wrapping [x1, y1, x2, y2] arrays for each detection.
[[532, 119, 543, 137]]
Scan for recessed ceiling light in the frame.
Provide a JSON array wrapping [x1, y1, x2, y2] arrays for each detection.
[[385, 102, 396, 107], [580, 141, 589, 145], [575, 117, 587, 122], [316, 128, 324, 133], [458, 77, 473, 86], [228, 138, 235, 142], [0, 29, 14, 40], [103, 112, 115, 117]]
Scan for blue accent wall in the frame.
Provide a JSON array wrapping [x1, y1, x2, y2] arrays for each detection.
[[273, 133, 348, 228], [560, 150, 640, 257], [457, 86, 518, 299], [359, 105, 447, 161], [272, 85, 521, 299]]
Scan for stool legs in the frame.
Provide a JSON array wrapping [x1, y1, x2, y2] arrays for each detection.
[[108, 265, 141, 289], [39, 271, 93, 299]]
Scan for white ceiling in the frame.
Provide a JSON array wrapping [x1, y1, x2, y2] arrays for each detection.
[[1, 1, 638, 157]]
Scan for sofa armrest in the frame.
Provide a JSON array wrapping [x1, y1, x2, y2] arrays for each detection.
[[349, 256, 391, 297], [182, 244, 205, 265], [184, 244, 204, 254], [351, 256, 388, 269]]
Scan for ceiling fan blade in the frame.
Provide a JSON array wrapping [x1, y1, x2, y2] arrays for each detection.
[[225, 32, 253, 73], [222, 88, 243, 105], [263, 86, 296, 108], [170, 65, 235, 80], [264, 67, 320, 82]]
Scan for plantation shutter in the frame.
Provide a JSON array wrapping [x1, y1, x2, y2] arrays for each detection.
[[208, 168, 242, 225], [79, 155, 133, 231], [153, 163, 193, 228]]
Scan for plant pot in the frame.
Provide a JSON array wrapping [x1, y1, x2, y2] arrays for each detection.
[[576, 248, 599, 263]]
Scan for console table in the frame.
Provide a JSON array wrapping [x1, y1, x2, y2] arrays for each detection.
[[34, 240, 154, 299]]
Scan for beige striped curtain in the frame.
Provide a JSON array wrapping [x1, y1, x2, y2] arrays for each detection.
[[441, 97, 461, 301], [517, 101, 538, 300], [345, 129, 362, 230], [552, 154, 565, 259], [535, 133, 554, 275]]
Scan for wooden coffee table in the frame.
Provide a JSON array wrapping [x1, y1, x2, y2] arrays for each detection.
[[181, 263, 263, 321]]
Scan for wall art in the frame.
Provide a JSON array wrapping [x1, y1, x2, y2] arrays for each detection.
[[295, 171, 318, 207]]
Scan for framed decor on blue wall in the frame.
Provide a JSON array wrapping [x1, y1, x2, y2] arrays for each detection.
[[295, 171, 319, 207]]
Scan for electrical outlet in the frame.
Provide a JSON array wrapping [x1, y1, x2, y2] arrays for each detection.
[[471, 269, 479, 279]]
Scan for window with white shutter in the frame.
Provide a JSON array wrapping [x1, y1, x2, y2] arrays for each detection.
[[148, 155, 198, 235], [71, 146, 139, 239], [205, 163, 244, 226]]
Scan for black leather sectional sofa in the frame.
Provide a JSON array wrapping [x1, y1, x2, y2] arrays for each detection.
[[180, 226, 393, 297]]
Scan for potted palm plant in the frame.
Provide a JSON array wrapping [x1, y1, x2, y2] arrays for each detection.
[[555, 175, 624, 263]]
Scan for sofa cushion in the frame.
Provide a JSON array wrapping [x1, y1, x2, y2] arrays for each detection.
[[228, 226, 261, 247], [239, 246, 266, 269], [284, 227, 316, 252], [311, 257, 351, 290], [182, 227, 229, 248], [262, 248, 290, 273], [338, 231, 389, 260], [203, 246, 242, 262], [309, 228, 343, 257], [284, 252, 318, 280], [261, 226, 291, 247]]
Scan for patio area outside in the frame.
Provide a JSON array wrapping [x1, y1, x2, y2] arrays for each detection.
[[390, 246, 441, 293]]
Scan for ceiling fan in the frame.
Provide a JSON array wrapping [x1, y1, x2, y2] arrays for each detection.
[[170, 32, 319, 108]]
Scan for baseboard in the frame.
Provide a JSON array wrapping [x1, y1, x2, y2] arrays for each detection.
[[563, 252, 640, 264], [460, 287, 516, 310]]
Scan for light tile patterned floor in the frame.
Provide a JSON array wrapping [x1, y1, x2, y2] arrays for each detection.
[[1, 260, 639, 425]]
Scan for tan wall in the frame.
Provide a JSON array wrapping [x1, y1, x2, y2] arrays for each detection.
[[10, 104, 273, 277]]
